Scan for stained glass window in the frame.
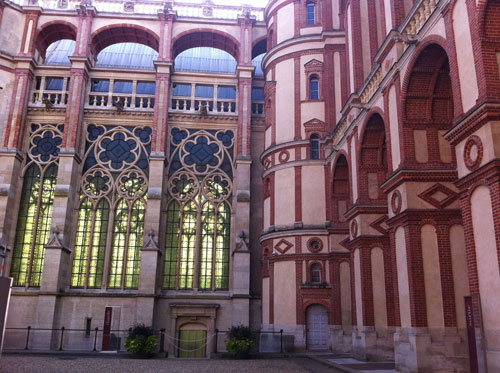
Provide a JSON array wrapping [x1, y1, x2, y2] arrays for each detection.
[[11, 124, 63, 287], [71, 125, 151, 289], [163, 129, 233, 291]]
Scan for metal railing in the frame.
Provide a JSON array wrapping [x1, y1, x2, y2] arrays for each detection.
[[4, 326, 166, 353], [4, 326, 286, 354]]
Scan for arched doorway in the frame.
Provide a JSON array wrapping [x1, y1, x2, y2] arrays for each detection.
[[306, 304, 328, 350], [178, 323, 207, 358]]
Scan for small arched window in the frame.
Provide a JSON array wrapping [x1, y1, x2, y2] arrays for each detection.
[[306, 2, 316, 25], [310, 76, 319, 100], [311, 263, 322, 283], [310, 134, 320, 160]]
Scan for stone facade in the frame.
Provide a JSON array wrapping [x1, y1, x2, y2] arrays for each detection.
[[0, 0, 499, 371]]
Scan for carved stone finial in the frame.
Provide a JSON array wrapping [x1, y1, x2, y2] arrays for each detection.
[[142, 229, 160, 252], [46, 226, 64, 248], [235, 230, 249, 252]]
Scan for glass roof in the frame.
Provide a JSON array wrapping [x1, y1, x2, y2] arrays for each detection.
[[45, 40, 264, 76]]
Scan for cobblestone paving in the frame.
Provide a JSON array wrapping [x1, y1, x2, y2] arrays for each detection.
[[0, 355, 341, 373]]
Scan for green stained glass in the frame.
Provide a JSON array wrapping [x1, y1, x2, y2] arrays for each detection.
[[71, 198, 109, 288], [11, 164, 57, 287], [179, 201, 196, 289], [108, 199, 129, 288], [199, 202, 215, 290], [71, 198, 93, 287], [124, 199, 144, 289], [163, 202, 180, 289]]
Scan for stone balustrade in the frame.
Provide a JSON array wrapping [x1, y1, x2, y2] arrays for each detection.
[[402, 0, 440, 36], [9, 0, 264, 20]]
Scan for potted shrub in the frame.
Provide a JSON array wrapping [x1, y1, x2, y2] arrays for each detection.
[[124, 323, 158, 358], [226, 325, 253, 359]]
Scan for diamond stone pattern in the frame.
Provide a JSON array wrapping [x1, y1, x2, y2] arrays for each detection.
[[418, 183, 458, 209], [274, 239, 293, 255]]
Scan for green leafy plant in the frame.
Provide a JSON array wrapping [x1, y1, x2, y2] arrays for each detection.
[[124, 324, 158, 357], [226, 325, 253, 357]]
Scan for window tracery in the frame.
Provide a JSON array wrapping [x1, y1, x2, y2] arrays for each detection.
[[71, 124, 152, 289], [163, 128, 234, 291], [11, 123, 64, 287]]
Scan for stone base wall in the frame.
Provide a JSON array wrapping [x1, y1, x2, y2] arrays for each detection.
[[394, 327, 469, 373], [352, 326, 395, 361], [331, 325, 353, 354]]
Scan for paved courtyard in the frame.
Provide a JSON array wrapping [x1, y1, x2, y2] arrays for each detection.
[[0, 354, 343, 373]]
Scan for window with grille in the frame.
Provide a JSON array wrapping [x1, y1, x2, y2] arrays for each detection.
[[310, 76, 319, 100], [11, 124, 64, 287], [311, 263, 322, 284], [306, 2, 316, 25], [71, 125, 152, 289], [163, 128, 234, 291]]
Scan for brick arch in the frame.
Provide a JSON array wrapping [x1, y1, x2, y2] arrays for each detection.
[[400, 41, 457, 168], [91, 24, 160, 57], [303, 301, 333, 325], [35, 21, 77, 60], [402, 43, 453, 122], [357, 112, 388, 203], [331, 152, 350, 224], [172, 29, 240, 61], [307, 260, 325, 283]]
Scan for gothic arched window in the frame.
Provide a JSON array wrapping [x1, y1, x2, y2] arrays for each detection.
[[71, 125, 152, 289], [163, 128, 234, 291], [11, 124, 63, 287]]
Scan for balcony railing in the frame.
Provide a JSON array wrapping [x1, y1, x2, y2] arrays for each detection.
[[29, 76, 69, 109], [86, 79, 155, 111], [170, 96, 237, 114], [88, 92, 155, 110]]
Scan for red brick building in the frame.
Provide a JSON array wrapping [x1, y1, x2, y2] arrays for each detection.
[[0, 0, 498, 371]]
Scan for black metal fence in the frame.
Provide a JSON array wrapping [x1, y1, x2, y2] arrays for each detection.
[[4, 326, 166, 353], [4, 327, 288, 354]]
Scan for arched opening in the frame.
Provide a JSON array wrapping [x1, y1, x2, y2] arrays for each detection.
[[35, 23, 76, 62], [172, 31, 239, 62], [310, 134, 320, 159], [178, 323, 208, 358], [174, 47, 236, 74], [96, 43, 158, 70], [404, 44, 455, 168], [306, 304, 328, 350], [252, 38, 267, 77], [359, 114, 387, 202], [91, 25, 159, 58], [331, 155, 349, 224]]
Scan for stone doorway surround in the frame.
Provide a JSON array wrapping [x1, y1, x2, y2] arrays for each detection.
[[169, 303, 219, 357]]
